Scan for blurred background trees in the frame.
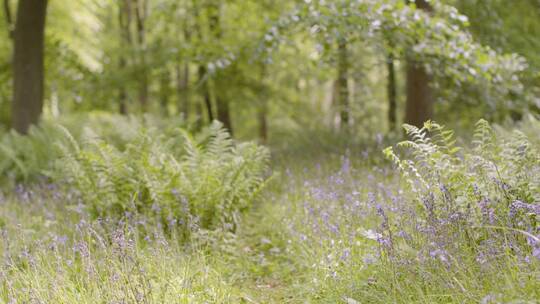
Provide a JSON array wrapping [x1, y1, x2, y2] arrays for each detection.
[[0, 0, 538, 139]]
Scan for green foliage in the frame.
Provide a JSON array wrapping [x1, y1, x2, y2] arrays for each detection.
[[56, 121, 270, 233], [0, 114, 188, 184], [385, 119, 539, 225], [0, 123, 66, 183]]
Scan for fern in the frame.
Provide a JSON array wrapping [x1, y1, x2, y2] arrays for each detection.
[[55, 121, 269, 237], [385, 119, 539, 228]]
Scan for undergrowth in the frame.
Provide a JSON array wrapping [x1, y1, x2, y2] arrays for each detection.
[[0, 117, 538, 303]]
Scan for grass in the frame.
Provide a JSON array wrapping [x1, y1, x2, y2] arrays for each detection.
[[0, 121, 539, 303]]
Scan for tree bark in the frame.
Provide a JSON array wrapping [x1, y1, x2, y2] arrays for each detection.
[[12, 0, 48, 134], [387, 54, 397, 131], [336, 39, 349, 130], [404, 0, 434, 128], [405, 62, 432, 128]]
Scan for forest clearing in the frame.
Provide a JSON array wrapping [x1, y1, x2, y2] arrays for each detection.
[[0, 0, 539, 303]]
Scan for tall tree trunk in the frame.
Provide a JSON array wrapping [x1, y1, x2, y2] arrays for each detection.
[[176, 62, 190, 119], [159, 69, 170, 116], [118, 0, 132, 115], [193, 0, 214, 125], [404, 0, 433, 128], [12, 0, 48, 134], [336, 39, 349, 130], [216, 96, 233, 135], [177, 24, 191, 120], [118, 57, 128, 114], [387, 53, 397, 131], [134, 0, 148, 111], [198, 65, 213, 122], [405, 62, 432, 128], [208, 2, 233, 134]]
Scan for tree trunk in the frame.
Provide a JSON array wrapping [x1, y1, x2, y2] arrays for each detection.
[[216, 96, 233, 135], [118, 0, 131, 115], [336, 39, 349, 130], [12, 0, 48, 134], [405, 62, 432, 128], [258, 66, 268, 144], [134, 0, 148, 111], [387, 54, 397, 131], [176, 62, 190, 119], [159, 69, 170, 116], [208, 2, 233, 134], [404, 0, 433, 128], [118, 57, 128, 114], [198, 65, 213, 122], [177, 24, 191, 120]]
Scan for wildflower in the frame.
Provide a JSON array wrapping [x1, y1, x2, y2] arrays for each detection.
[[376, 236, 392, 249], [363, 253, 377, 265], [478, 198, 495, 224], [533, 247, 540, 260], [151, 202, 161, 212], [511, 200, 540, 216], [429, 248, 449, 263], [396, 230, 410, 239], [73, 241, 90, 258], [340, 248, 351, 261]]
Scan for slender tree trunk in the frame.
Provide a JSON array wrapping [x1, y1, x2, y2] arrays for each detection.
[[404, 0, 434, 128], [159, 69, 170, 116], [12, 0, 48, 134], [258, 105, 268, 143], [134, 0, 148, 111], [216, 96, 233, 135], [118, 58, 128, 114], [387, 53, 397, 131], [176, 62, 190, 119], [258, 65, 268, 144], [208, 2, 233, 134], [198, 65, 213, 122], [177, 24, 191, 120], [193, 0, 214, 125], [336, 39, 349, 130], [118, 0, 132, 115]]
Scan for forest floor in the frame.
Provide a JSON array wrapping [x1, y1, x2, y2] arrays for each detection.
[[1, 134, 539, 303]]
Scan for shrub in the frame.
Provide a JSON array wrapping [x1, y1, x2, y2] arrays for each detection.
[[0, 113, 188, 185], [384, 119, 539, 229], [56, 122, 270, 235], [0, 123, 67, 183]]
